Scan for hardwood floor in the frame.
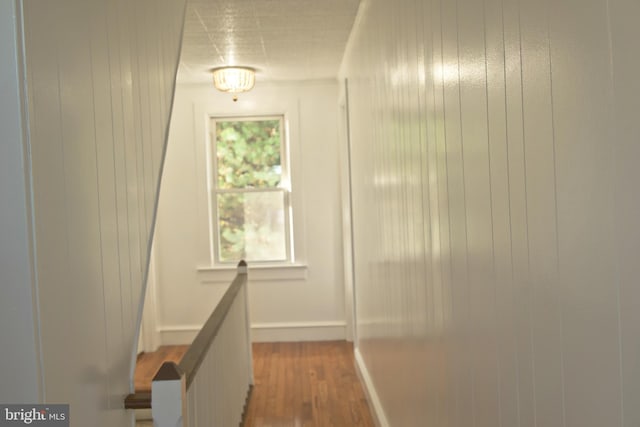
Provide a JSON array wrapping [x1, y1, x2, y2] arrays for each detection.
[[244, 341, 375, 427], [133, 341, 375, 426], [134, 345, 189, 392]]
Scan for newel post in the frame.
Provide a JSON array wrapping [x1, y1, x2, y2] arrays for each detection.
[[238, 259, 247, 274], [151, 362, 187, 427]]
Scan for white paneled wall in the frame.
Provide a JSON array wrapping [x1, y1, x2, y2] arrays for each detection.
[[342, 0, 639, 426], [611, 2, 640, 426], [0, 0, 42, 404], [153, 81, 346, 344], [15, 0, 185, 425]]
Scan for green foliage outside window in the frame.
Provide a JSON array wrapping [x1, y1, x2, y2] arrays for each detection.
[[216, 119, 282, 189], [215, 119, 286, 262]]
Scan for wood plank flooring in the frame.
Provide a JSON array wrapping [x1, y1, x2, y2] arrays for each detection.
[[133, 341, 375, 426], [244, 341, 375, 427]]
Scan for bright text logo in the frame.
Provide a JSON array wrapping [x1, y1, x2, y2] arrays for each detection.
[[0, 405, 68, 426]]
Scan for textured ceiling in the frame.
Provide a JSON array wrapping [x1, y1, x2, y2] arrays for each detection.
[[177, 0, 361, 83]]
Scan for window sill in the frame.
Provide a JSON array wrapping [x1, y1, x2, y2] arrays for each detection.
[[197, 263, 308, 283]]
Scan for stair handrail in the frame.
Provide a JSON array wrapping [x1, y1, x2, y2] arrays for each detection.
[[124, 260, 249, 411]]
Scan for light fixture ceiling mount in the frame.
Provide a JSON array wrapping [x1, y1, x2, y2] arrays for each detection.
[[212, 66, 256, 101]]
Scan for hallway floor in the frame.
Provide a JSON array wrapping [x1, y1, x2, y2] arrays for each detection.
[[134, 341, 375, 427], [245, 341, 375, 427]]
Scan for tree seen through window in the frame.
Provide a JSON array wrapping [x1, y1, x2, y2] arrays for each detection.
[[213, 118, 288, 262]]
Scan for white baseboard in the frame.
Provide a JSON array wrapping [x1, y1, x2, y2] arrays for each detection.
[[354, 347, 390, 427], [158, 325, 201, 345], [251, 321, 346, 342], [158, 321, 346, 345]]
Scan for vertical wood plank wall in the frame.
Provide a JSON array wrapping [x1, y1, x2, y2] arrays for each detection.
[[342, 0, 640, 426], [0, 0, 42, 404], [19, 0, 185, 425]]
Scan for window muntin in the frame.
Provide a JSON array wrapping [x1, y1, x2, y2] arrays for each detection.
[[210, 116, 291, 264]]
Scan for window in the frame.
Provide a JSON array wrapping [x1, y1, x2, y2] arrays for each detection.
[[210, 116, 292, 264]]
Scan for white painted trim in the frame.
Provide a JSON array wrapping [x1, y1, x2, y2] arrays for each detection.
[[198, 262, 308, 272], [140, 244, 161, 353], [158, 325, 201, 345], [251, 321, 345, 329], [338, 82, 356, 343], [158, 321, 346, 345], [354, 347, 390, 427], [208, 115, 294, 266], [191, 88, 309, 269], [251, 321, 346, 342], [160, 325, 204, 332], [197, 263, 308, 283]]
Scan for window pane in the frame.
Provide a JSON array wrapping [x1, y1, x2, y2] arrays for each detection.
[[216, 191, 287, 262], [216, 119, 282, 189]]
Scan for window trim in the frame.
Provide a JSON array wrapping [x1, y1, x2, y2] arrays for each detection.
[[207, 114, 294, 266], [197, 262, 308, 283]]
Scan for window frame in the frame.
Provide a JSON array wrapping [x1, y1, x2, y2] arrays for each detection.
[[207, 114, 294, 266]]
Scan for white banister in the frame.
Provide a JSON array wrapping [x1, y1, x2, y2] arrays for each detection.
[[151, 261, 252, 427]]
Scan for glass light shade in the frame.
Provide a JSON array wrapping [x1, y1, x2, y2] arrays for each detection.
[[212, 67, 256, 93]]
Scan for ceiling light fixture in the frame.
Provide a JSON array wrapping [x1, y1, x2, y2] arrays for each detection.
[[212, 66, 256, 102]]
